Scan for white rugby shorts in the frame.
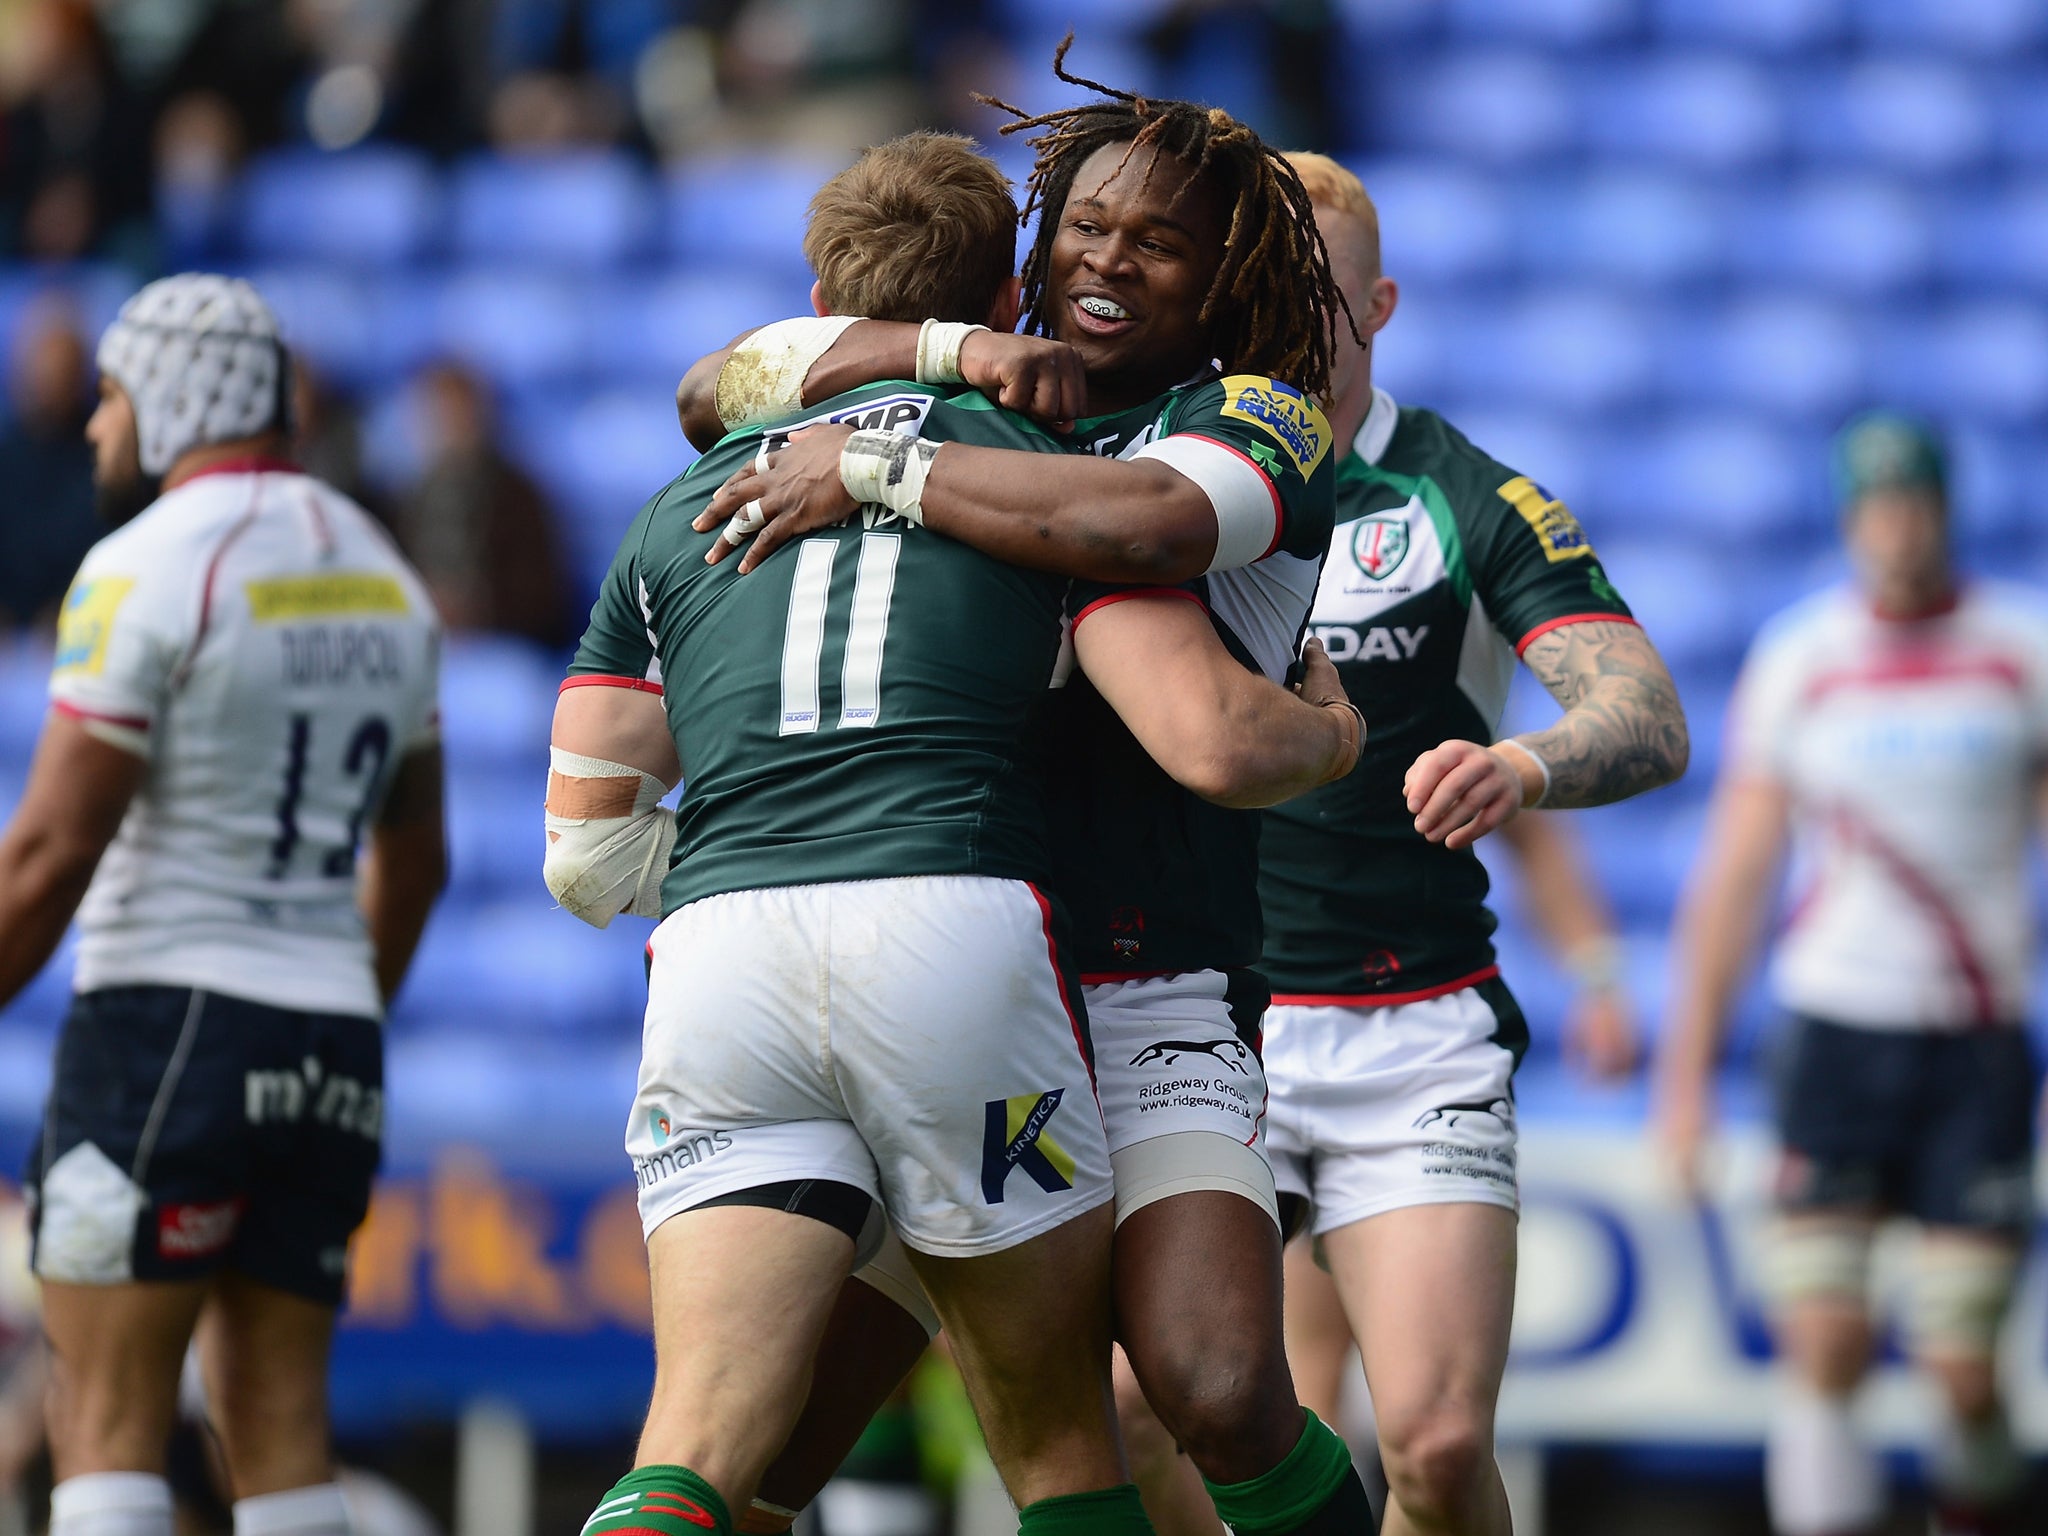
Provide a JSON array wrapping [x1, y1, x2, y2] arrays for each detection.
[[630, 875, 1113, 1258], [1265, 985, 1520, 1235]]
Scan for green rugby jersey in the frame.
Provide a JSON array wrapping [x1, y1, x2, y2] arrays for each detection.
[[1258, 390, 1636, 1002], [569, 381, 1071, 914], [1040, 372, 1336, 980]]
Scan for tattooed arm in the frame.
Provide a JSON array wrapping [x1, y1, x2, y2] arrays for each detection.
[[1405, 621, 1689, 848]]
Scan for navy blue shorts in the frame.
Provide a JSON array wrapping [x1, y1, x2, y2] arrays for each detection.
[[25, 986, 383, 1307], [1772, 1015, 2038, 1233]]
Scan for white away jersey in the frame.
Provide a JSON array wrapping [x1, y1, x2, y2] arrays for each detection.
[[1728, 583, 2048, 1031], [49, 462, 440, 1018]]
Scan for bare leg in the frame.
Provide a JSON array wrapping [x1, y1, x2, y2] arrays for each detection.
[[907, 1201, 1128, 1508], [1282, 1240, 1352, 1430], [1323, 1205, 1514, 1536], [635, 1206, 856, 1509], [194, 1273, 337, 1498], [41, 1280, 208, 1481], [1112, 1349, 1222, 1536]]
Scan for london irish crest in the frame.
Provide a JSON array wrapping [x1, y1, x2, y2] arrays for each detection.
[[1351, 514, 1410, 581]]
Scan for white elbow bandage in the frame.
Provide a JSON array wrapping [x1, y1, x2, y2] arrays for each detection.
[[840, 429, 938, 524], [914, 319, 987, 384], [543, 747, 675, 928], [714, 316, 863, 431]]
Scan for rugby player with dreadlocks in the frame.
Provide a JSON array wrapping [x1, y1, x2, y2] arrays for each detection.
[[677, 53, 1376, 1536]]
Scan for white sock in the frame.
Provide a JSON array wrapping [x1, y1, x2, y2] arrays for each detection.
[[233, 1483, 350, 1536], [49, 1473, 174, 1536], [1928, 1403, 2024, 1510], [1765, 1384, 1885, 1536]]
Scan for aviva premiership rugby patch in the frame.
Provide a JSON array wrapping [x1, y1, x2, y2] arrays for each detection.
[[1498, 475, 1593, 562], [54, 576, 136, 675], [1220, 375, 1331, 478]]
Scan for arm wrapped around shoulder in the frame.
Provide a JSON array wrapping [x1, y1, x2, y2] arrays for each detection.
[[543, 747, 675, 928], [714, 316, 863, 431]]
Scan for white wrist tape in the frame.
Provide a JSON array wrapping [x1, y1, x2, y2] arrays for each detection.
[[914, 320, 987, 384], [714, 316, 863, 430], [1499, 737, 1552, 807], [543, 747, 675, 928], [840, 429, 938, 524]]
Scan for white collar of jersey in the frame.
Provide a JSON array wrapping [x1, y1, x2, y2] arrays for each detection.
[[1353, 387, 1399, 466]]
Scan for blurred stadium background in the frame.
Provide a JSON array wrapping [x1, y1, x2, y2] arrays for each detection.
[[3, 1, 2048, 1533]]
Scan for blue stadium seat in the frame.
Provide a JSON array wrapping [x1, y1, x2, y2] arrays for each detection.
[[1996, 76, 2048, 166], [0, 641, 51, 761], [1736, 176, 1934, 294], [1693, 294, 1867, 420], [514, 388, 698, 595], [433, 269, 590, 388], [448, 152, 653, 269], [591, 270, 815, 387], [1367, 287, 1465, 404], [438, 636, 561, 766], [238, 148, 439, 266], [1593, 537, 1775, 668], [1945, 427, 2041, 544], [1438, 410, 1595, 505], [1625, 418, 1808, 541], [1357, 160, 1511, 284], [1374, 54, 1575, 164], [1852, 0, 2045, 55], [1793, 62, 1990, 177], [1650, 0, 1845, 54], [1948, 182, 2048, 292], [995, 0, 1175, 39], [1333, 0, 1438, 41], [1445, 0, 1635, 46], [1918, 303, 2048, 423], [664, 154, 849, 274], [1580, 56, 1784, 170], [445, 767, 545, 897], [242, 266, 386, 387], [1483, 292, 1654, 411], [1532, 171, 1729, 288]]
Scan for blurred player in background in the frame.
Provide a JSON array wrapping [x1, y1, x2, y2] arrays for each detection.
[[547, 132, 1363, 1536], [0, 276, 446, 1536], [683, 67, 1378, 1536], [1658, 415, 2046, 1536]]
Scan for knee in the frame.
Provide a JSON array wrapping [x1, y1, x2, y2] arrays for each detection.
[[1377, 1401, 1492, 1522], [1131, 1342, 1292, 1474]]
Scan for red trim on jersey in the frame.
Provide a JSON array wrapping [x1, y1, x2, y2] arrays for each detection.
[[1512, 613, 1639, 659], [1079, 969, 1177, 986], [165, 456, 303, 490], [1027, 884, 1094, 1092], [1071, 588, 1207, 631], [1272, 964, 1501, 1010], [1801, 651, 2026, 708], [175, 500, 265, 687], [560, 674, 665, 696], [54, 700, 151, 732], [1175, 433, 1285, 560], [1823, 805, 2001, 1027]]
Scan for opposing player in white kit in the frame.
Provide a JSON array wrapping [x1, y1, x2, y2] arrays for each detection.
[[1659, 415, 2045, 1536], [0, 276, 445, 1536]]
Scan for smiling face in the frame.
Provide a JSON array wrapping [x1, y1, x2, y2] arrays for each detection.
[[1044, 139, 1227, 414]]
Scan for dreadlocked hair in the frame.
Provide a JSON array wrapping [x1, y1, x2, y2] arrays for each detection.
[[976, 35, 1353, 400]]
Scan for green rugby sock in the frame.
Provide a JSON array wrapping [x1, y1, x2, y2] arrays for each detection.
[[583, 1466, 733, 1536], [1203, 1411, 1374, 1535], [1017, 1483, 1155, 1536]]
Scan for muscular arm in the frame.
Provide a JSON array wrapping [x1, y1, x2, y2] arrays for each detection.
[[1074, 597, 1359, 808], [698, 423, 1223, 584], [1654, 774, 1791, 1179], [543, 683, 681, 928], [1510, 620, 1690, 808], [0, 711, 145, 1009], [358, 744, 447, 1004], [551, 682, 681, 784]]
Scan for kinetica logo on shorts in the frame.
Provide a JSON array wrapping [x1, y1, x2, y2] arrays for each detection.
[[980, 1090, 1076, 1203]]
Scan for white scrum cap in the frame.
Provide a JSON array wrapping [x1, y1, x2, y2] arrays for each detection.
[[95, 274, 289, 476]]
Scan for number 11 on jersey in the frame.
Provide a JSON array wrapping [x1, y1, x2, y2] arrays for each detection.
[[779, 532, 901, 736]]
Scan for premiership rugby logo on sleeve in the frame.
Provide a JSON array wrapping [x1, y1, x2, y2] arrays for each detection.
[[1497, 476, 1594, 562], [54, 576, 136, 675], [1219, 375, 1331, 478]]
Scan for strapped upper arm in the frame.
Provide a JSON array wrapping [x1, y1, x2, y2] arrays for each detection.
[[551, 679, 681, 787]]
